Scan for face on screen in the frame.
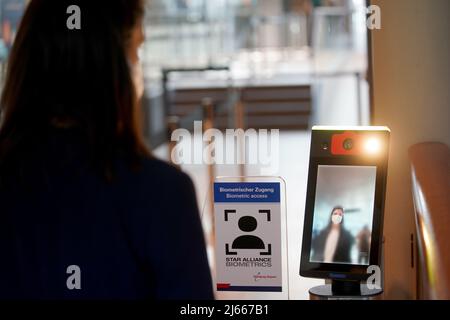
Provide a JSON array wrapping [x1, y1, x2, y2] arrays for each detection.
[[309, 165, 376, 266]]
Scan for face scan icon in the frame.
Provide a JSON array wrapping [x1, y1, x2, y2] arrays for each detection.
[[309, 165, 376, 266], [232, 216, 265, 250]]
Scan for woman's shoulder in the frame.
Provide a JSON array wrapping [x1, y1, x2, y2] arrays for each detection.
[[341, 227, 355, 242], [118, 156, 194, 189], [142, 157, 190, 180], [112, 156, 197, 216]]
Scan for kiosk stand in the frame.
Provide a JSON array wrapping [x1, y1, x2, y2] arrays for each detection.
[[300, 126, 390, 301], [309, 280, 383, 300]]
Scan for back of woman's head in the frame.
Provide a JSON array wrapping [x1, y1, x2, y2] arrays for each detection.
[[0, 0, 147, 183]]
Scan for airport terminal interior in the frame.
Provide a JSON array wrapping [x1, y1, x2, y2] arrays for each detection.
[[0, 0, 448, 300], [145, 0, 370, 300]]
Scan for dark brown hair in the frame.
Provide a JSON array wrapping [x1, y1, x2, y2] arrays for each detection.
[[0, 0, 148, 184], [331, 206, 344, 216]]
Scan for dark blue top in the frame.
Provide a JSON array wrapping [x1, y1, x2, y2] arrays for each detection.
[[0, 130, 213, 299]]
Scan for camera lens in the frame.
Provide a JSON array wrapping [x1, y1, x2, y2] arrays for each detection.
[[343, 138, 353, 150], [321, 142, 329, 150]]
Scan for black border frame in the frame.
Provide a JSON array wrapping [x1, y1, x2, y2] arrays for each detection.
[[300, 128, 390, 281]]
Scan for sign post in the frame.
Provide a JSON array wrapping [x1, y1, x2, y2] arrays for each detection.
[[213, 177, 288, 299]]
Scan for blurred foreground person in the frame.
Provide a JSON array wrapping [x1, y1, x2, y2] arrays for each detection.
[[0, 0, 213, 299]]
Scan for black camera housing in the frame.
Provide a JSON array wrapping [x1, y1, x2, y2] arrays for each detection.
[[300, 126, 390, 282]]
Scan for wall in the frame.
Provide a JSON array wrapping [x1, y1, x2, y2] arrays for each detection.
[[371, 0, 450, 299]]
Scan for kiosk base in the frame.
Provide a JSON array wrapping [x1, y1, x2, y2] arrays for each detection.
[[309, 281, 383, 300]]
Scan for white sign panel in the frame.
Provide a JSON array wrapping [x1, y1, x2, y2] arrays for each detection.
[[214, 182, 282, 292]]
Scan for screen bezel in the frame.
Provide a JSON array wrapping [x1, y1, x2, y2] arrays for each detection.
[[300, 129, 389, 281]]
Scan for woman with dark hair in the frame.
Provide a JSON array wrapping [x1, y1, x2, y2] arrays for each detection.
[[0, 0, 213, 299], [311, 206, 355, 264]]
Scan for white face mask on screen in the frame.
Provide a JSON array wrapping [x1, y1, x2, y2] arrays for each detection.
[[331, 214, 343, 225]]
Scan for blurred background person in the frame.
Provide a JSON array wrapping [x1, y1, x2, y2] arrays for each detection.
[[0, 0, 212, 299], [356, 225, 371, 264], [311, 206, 355, 264], [289, 0, 313, 46]]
